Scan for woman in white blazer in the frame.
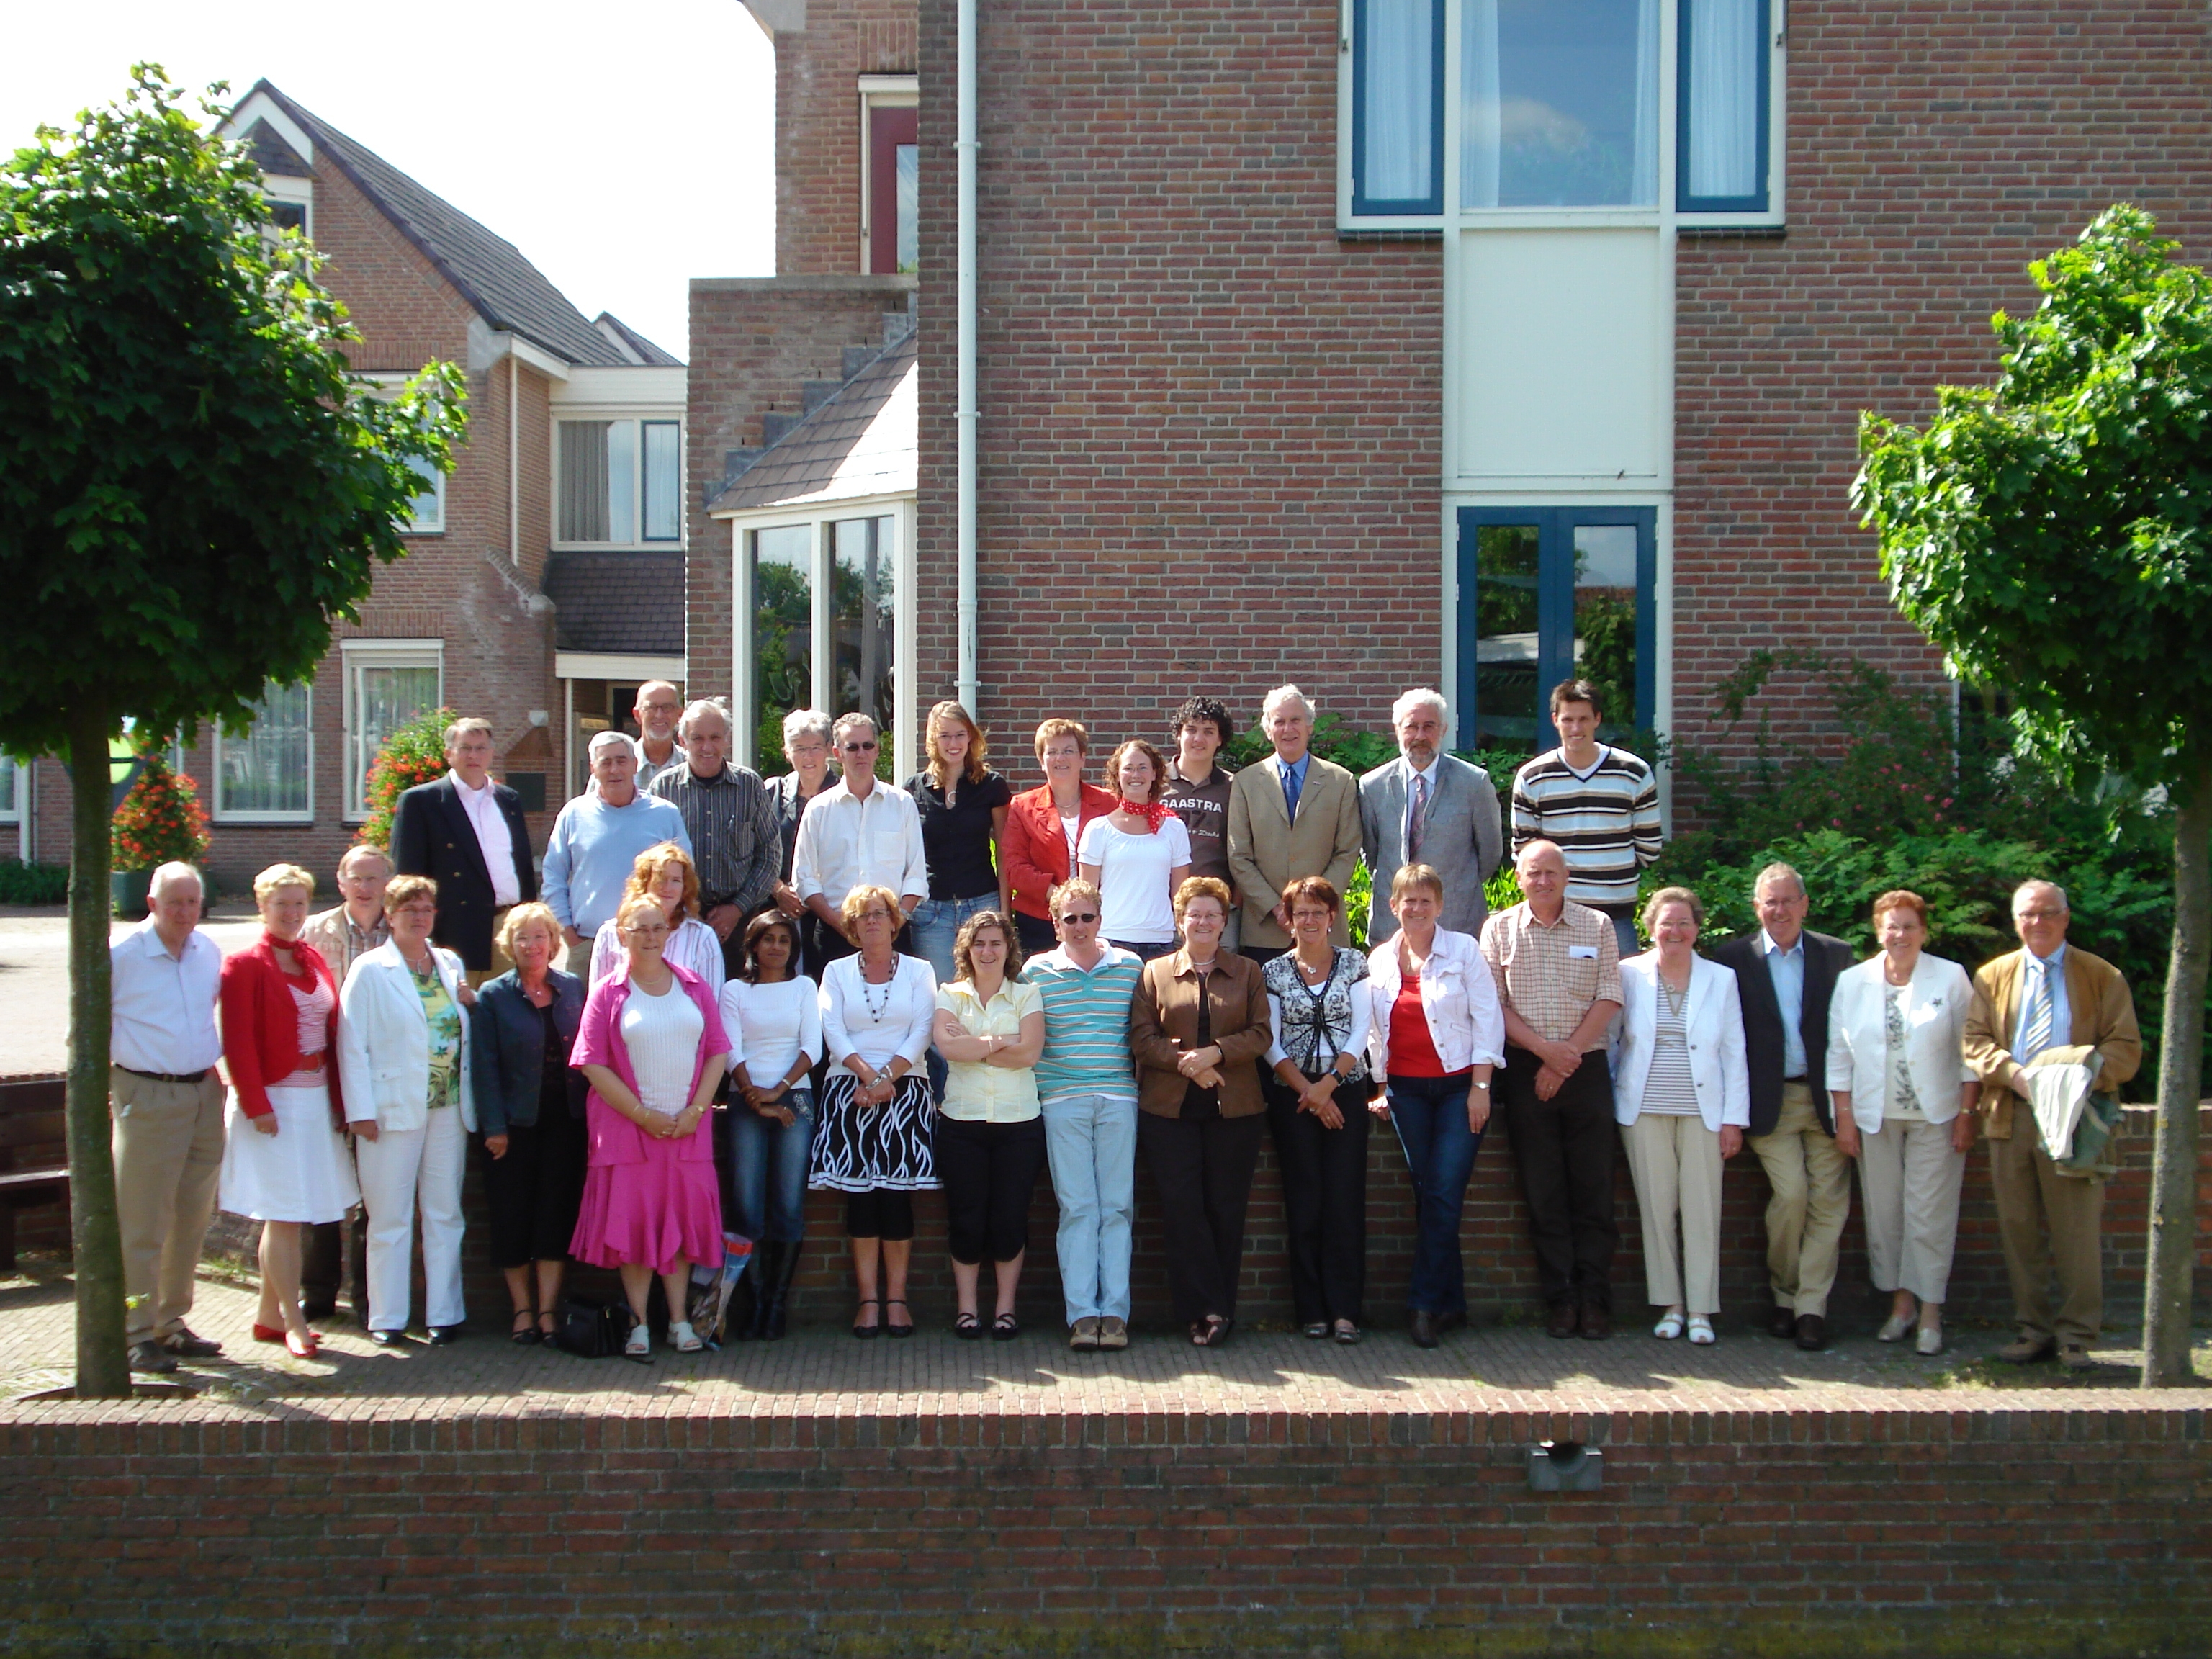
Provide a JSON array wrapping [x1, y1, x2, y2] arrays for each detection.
[[1613, 889, 1749, 1345], [338, 874, 475, 1346], [1825, 889, 1979, 1356]]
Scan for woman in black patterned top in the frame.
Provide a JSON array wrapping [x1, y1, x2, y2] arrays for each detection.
[[765, 709, 837, 978], [1260, 877, 1373, 1342]]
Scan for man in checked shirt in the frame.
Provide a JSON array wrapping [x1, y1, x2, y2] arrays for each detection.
[[1480, 840, 1624, 1340]]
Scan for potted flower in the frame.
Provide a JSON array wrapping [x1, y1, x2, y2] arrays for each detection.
[[109, 737, 212, 917], [356, 706, 456, 853]]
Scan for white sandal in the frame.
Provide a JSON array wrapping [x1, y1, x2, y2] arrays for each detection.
[[1876, 1311, 1914, 1343], [1652, 1310, 1686, 1340], [669, 1320, 703, 1354], [1915, 1323, 1944, 1357], [624, 1325, 652, 1362], [1686, 1316, 1717, 1346]]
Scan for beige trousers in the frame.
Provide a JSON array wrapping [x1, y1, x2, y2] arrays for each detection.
[[1988, 1122, 2105, 1345], [109, 1066, 227, 1341], [1856, 1115, 1965, 1305], [1748, 1082, 1852, 1317], [1622, 1111, 1722, 1314]]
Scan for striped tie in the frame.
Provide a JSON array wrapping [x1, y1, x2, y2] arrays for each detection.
[[2020, 959, 2056, 1062], [1406, 770, 1428, 862]]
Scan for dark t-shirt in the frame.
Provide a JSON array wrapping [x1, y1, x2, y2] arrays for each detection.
[[905, 769, 1012, 900], [1161, 764, 1236, 888]]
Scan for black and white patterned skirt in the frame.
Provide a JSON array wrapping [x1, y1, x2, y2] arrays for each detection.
[[809, 1071, 940, 1192]]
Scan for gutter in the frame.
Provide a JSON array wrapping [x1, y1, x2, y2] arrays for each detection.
[[956, 0, 980, 713]]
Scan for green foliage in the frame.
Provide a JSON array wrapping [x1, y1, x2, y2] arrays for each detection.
[[109, 733, 210, 871], [356, 706, 454, 852], [0, 66, 468, 758], [0, 859, 68, 904], [1344, 861, 1370, 948], [1221, 712, 1396, 776]]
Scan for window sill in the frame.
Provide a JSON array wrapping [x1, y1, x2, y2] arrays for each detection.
[[213, 813, 315, 827]]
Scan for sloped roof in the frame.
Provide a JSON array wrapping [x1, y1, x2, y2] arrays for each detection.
[[710, 330, 917, 514], [235, 81, 638, 369], [594, 313, 684, 368], [240, 118, 311, 178], [542, 550, 686, 655]]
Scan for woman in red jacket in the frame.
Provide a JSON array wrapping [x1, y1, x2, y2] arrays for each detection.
[[1000, 718, 1116, 956], [218, 863, 360, 1358]]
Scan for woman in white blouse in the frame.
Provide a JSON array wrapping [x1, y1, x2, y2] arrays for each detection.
[[1827, 889, 1979, 1355], [1613, 888, 1749, 1346], [588, 842, 724, 994], [717, 911, 822, 1339], [812, 884, 939, 1337], [1077, 737, 1192, 963]]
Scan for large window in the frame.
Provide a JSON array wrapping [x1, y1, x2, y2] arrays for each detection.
[[215, 682, 313, 822], [739, 513, 904, 777], [558, 418, 681, 544], [1464, 0, 1659, 209], [342, 642, 442, 820], [833, 517, 896, 747], [750, 525, 814, 775]]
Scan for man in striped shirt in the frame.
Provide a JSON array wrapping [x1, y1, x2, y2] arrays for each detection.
[[1025, 878, 1143, 1352], [1510, 677, 1663, 961]]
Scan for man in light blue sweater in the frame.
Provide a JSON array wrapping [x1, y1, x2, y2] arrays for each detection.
[[541, 732, 692, 974]]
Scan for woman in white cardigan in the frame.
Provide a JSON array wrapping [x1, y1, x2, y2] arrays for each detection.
[[1612, 888, 1749, 1345], [338, 874, 476, 1346], [1825, 889, 1980, 1356]]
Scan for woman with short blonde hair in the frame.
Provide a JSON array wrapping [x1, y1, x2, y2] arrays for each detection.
[[1002, 718, 1115, 956]]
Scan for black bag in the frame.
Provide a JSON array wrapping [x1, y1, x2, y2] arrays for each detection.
[[551, 1296, 632, 1359]]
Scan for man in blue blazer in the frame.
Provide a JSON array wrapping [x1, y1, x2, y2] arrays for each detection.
[[1360, 689, 1503, 945], [1705, 861, 1855, 1351], [391, 716, 538, 981]]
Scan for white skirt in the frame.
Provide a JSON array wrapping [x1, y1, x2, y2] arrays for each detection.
[[220, 1080, 362, 1224]]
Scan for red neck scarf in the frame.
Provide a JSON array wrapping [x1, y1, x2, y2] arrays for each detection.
[[1118, 797, 1172, 832]]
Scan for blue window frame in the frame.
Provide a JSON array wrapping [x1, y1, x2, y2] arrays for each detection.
[[1352, 0, 1446, 216], [1676, 0, 1771, 214], [1456, 506, 1656, 752]]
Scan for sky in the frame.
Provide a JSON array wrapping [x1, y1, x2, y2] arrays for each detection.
[[1, 0, 780, 360]]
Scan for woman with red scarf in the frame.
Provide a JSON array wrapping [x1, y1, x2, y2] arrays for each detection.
[[1079, 738, 1192, 964]]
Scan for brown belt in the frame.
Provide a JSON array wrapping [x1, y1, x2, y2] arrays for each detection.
[[113, 1065, 212, 1084]]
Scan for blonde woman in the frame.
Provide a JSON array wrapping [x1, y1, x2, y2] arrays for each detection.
[[1002, 719, 1117, 956], [905, 699, 1013, 988], [588, 841, 724, 994]]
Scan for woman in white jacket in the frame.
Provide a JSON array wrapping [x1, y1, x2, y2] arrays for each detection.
[[1826, 889, 1979, 1356], [338, 874, 475, 1346], [1613, 888, 1749, 1345]]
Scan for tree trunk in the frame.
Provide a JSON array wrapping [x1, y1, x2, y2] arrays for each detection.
[[66, 703, 129, 1398], [2142, 748, 2211, 1387]]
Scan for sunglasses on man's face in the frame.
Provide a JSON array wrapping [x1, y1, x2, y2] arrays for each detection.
[[842, 740, 878, 752], [1056, 912, 1100, 926]]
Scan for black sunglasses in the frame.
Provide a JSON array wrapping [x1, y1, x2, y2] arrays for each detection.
[[841, 740, 879, 752], [1056, 912, 1100, 925]]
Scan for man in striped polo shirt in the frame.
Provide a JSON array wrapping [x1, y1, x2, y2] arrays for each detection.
[[1510, 678, 1663, 960], [1026, 878, 1144, 1352]]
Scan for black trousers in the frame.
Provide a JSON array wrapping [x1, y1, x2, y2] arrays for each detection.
[[1138, 1108, 1265, 1326], [933, 1115, 1048, 1264], [300, 1214, 367, 1318], [1264, 1074, 1370, 1325], [1497, 1044, 1618, 1310], [480, 1113, 588, 1269], [845, 1189, 914, 1241], [1015, 911, 1058, 958]]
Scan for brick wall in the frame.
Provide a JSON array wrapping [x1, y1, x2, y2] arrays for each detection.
[[767, 1, 921, 275], [685, 275, 918, 699]]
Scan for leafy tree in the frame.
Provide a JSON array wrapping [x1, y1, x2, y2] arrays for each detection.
[[1855, 205, 2212, 1386], [0, 68, 464, 1395]]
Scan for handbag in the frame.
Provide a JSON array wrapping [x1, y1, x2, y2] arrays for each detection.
[[550, 1295, 632, 1359]]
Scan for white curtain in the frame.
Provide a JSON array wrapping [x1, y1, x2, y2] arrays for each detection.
[[1629, 0, 1659, 206], [1685, 0, 1761, 200], [1460, 0, 1501, 208], [1363, 0, 1434, 203]]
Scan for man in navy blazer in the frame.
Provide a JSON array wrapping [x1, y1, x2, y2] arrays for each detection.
[[390, 716, 537, 981], [1360, 688, 1503, 944], [1706, 861, 1855, 1351]]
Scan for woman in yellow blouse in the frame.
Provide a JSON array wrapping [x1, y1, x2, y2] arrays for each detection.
[[931, 909, 1047, 1339]]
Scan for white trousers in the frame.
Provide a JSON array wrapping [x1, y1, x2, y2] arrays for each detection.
[[354, 1109, 467, 1332], [1621, 1111, 1722, 1315], [1856, 1115, 1965, 1305]]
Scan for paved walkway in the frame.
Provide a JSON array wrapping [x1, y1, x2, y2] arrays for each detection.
[[5, 1257, 2206, 1419], [0, 906, 261, 1077]]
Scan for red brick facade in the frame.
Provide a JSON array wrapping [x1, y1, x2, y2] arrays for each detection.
[[765, 0, 920, 275]]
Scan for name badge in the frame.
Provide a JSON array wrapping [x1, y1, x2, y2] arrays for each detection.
[[1568, 945, 1598, 960]]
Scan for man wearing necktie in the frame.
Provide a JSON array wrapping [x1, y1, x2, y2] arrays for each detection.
[[1226, 685, 1362, 963], [1964, 880, 2141, 1371], [1359, 689, 1503, 946]]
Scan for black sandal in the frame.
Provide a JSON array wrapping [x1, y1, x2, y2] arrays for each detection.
[[853, 1298, 881, 1339], [992, 1312, 1020, 1342], [511, 1310, 542, 1346], [1333, 1321, 1362, 1345], [1302, 1321, 1328, 1340], [885, 1298, 916, 1338], [953, 1311, 981, 1341]]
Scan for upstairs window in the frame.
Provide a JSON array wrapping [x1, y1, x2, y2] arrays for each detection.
[[1352, 0, 1444, 215], [403, 455, 445, 533], [558, 418, 682, 545], [861, 77, 920, 275], [1677, 0, 1771, 212], [1462, 0, 1659, 209]]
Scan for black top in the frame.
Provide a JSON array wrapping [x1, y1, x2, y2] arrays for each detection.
[[1180, 965, 1221, 1120], [768, 771, 830, 884], [535, 1000, 568, 1112], [904, 769, 1012, 900], [388, 775, 539, 971], [1705, 928, 1856, 1137]]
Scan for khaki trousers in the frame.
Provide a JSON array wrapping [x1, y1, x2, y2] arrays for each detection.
[[1748, 1082, 1852, 1318], [1857, 1116, 1965, 1305], [1621, 1112, 1722, 1315], [109, 1067, 227, 1341], [1989, 1121, 2105, 1345]]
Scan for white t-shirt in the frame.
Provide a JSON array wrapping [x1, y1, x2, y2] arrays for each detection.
[[719, 976, 822, 1087], [620, 977, 706, 1116], [1076, 814, 1192, 945]]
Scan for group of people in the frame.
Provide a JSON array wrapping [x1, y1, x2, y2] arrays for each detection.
[[106, 679, 2140, 1375]]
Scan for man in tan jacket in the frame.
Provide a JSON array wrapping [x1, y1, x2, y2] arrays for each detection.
[[1226, 685, 1362, 961], [1963, 880, 2141, 1370]]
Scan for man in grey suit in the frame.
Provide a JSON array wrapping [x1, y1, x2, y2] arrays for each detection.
[[1360, 689, 1503, 945]]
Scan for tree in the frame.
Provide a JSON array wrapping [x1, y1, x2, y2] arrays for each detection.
[[1854, 205, 2212, 1386], [0, 68, 465, 1396]]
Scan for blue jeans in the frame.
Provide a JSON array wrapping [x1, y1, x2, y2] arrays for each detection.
[[724, 1088, 817, 1243], [1040, 1091, 1139, 1324], [1387, 1071, 1484, 1317], [912, 893, 999, 1100]]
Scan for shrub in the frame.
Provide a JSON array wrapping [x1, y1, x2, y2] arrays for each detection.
[[356, 707, 454, 851], [109, 736, 210, 871], [0, 859, 68, 904]]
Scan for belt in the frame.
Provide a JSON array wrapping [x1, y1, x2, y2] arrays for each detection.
[[113, 1064, 213, 1085]]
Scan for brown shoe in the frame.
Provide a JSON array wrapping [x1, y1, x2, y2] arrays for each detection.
[[1579, 1305, 1612, 1341], [1794, 1314, 1827, 1352], [1771, 1305, 1799, 1339], [2056, 1342, 2095, 1372], [1546, 1302, 1579, 1339], [1069, 1317, 1101, 1352], [1997, 1334, 2056, 1365]]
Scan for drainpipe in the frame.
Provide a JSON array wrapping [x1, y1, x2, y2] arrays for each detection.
[[956, 0, 979, 713], [509, 353, 521, 566]]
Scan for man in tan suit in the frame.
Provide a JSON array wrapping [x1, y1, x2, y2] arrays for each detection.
[[1226, 685, 1362, 961], [1963, 880, 2141, 1370]]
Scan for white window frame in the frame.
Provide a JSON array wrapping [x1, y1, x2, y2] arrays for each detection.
[[552, 414, 685, 549], [1336, 0, 1786, 232], [212, 682, 315, 824], [341, 640, 444, 822], [260, 174, 314, 240], [403, 456, 446, 534], [0, 753, 19, 826], [858, 75, 920, 275]]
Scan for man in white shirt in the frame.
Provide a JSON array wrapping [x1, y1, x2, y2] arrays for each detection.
[[791, 712, 926, 961], [631, 680, 688, 793], [108, 863, 228, 1373], [390, 716, 538, 984], [1360, 688, 1503, 945], [541, 730, 692, 975]]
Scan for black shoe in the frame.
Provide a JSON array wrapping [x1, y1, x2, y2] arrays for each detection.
[[426, 1325, 464, 1346], [369, 1328, 405, 1348], [1436, 1310, 1467, 1336], [1794, 1314, 1828, 1352], [1546, 1302, 1580, 1339], [1771, 1305, 1799, 1339], [301, 1299, 338, 1323], [128, 1340, 179, 1375], [763, 1238, 801, 1340], [744, 1243, 783, 1341], [161, 1328, 223, 1359], [1409, 1310, 1440, 1349]]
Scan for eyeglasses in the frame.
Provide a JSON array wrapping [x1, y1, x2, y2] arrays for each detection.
[[1055, 912, 1100, 925], [2017, 909, 2066, 922], [842, 740, 879, 752], [858, 910, 896, 923]]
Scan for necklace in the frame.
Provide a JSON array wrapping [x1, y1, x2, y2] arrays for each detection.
[[1660, 973, 1690, 1019], [860, 958, 896, 1021]]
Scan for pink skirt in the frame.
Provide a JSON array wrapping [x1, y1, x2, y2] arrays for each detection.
[[569, 1143, 723, 1275]]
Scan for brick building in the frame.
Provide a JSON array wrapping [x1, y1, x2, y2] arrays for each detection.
[[0, 83, 688, 894]]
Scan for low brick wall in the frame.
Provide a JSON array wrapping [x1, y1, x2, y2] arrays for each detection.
[[2, 1398, 2208, 1656]]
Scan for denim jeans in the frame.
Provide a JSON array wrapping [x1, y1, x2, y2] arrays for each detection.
[[912, 893, 999, 1100], [1040, 1091, 1139, 1324], [723, 1088, 817, 1243], [1386, 1071, 1484, 1317]]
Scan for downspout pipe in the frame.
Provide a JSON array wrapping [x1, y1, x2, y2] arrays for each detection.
[[956, 0, 979, 713]]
